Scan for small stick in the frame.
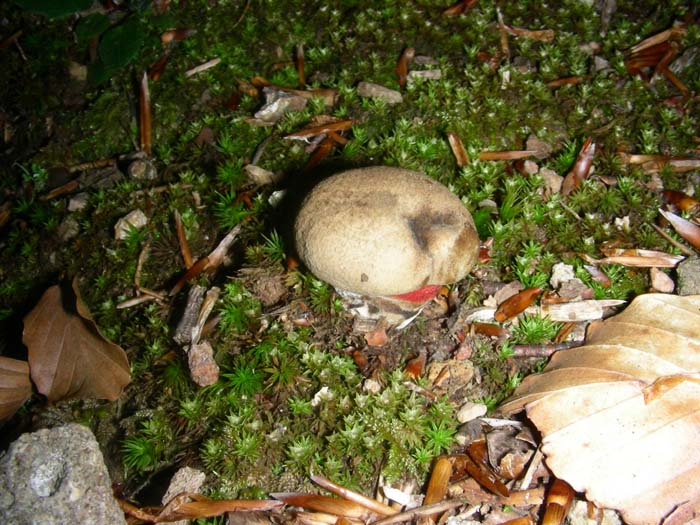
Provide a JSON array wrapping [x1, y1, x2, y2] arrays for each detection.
[[496, 8, 510, 59], [310, 473, 397, 516], [517, 446, 544, 491], [651, 223, 695, 256], [371, 501, 473, 525], [67, 158, 117, 173], [185, 58, 221, 77], [512, 342, 580, 357]]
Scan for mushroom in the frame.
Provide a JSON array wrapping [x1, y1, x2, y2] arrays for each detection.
[[294, 166, 480, 322]]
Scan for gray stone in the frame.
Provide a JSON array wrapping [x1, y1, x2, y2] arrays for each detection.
[[67, 192, 89, 212], [356, 82, 403, 105], [677, 257, 700, 295], [0, 424, 126, 525]]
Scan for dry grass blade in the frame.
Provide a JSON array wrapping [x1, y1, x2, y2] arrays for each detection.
[[659, 208, 700, 250], [303, 135, 335, 172], [139, 71, 152, 157], [310, 473, 396, 516]]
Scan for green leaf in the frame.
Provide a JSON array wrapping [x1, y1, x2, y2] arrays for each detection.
[[75, 13, 111, 43], [15, 0, 92, 19], [98, 17, 147, 71]]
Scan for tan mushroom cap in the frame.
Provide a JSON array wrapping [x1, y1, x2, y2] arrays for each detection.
[[294, 166, 480, 296]]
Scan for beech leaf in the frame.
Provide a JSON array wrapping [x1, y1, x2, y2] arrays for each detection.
[[23, 281, 130, 402], [0, 356, 32, 421], [500, 294, 700, 525]]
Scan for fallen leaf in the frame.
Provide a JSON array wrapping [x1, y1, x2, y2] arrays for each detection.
[[500, 294, 700, 525], [22, 280, 130, 402], [0, 356, 32, 421]]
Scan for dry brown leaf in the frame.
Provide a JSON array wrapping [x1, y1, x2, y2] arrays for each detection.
[[22, 281, 130, 402], [500, 294, 700, 525], [0, 356, 32, 421]]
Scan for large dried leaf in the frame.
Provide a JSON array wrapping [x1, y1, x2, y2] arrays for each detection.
[[0, 357, 32, 421], [500, 294, 700, 525], [23, 281, 130, 402]]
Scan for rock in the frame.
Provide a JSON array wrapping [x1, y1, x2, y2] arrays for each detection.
[[57, 216, 80, 241], [677, 257, 700, 295], [539, 167, 563, 195], [457, 402, 487, 423], [356, 82, 403, 105], [526, 134, 553, 159], [252, 87, 308, 125], [67, 192, 89, 212], [0, 424, 126, 525], [550, 262, 576, 289], [114, 209, 147, 240], [650, 267, 674, 293], [187, 341, 219, 387], [294, 167, 479, 297], [127, 158, 157, 180], [245, 164, 282, 186], [162, 467, 206, 525], [407, 69, 442, 85]]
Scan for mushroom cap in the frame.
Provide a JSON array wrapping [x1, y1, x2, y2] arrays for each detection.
[[294, 166, 480, 296]]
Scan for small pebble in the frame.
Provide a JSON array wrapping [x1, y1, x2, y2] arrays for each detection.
[[357, 82, 403, 105], [457, 402, 487, 423], [114, 209, 147, 240]]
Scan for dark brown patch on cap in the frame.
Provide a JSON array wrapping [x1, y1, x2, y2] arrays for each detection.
[[406, 210, 460, 252]]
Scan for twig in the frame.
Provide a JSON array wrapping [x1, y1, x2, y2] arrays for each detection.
[[230, 0, 251, 30], [67, 158, 117, 173], [651, 223, 695, 256], [310, 473, 397, 516], [371, 501, 471, 524], [517, 446, 544, 491], [512, 341, 580, 357], [185, 58, 221, 77]]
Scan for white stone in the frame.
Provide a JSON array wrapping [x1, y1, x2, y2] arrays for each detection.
[[550, 262, 576, 289], [457, 402, 487, 423]]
